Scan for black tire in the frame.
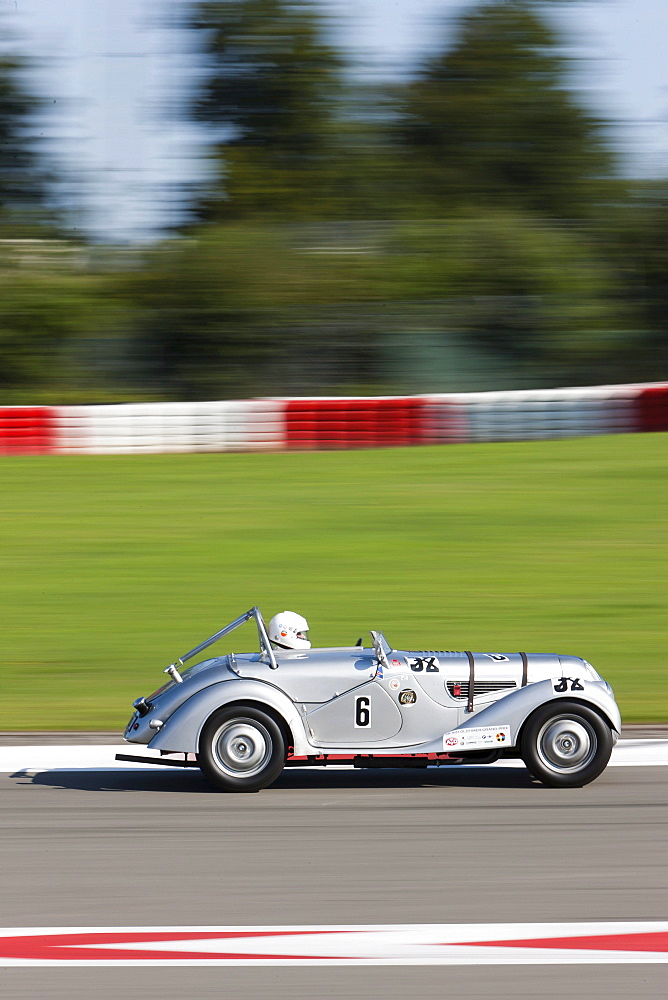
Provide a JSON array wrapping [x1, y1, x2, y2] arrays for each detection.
[[198, 706, 286, 792], [520, 700, 613, 788]]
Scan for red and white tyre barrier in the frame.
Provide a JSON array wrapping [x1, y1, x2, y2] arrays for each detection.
[[283, 396, 430, 450], [0, 922, 666, 965], [53, 399, 285, 455], [1, 383, 667, 455], [428, 384, 640, 443], [0, 406, 58, 455]]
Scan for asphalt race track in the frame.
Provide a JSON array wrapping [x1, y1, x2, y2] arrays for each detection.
[[1, 753, 666, 999]]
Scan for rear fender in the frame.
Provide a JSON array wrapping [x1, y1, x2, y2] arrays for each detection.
[[458, 678, 621, 745], [147, 679, 311, 755]]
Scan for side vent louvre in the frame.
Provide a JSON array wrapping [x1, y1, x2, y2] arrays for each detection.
[[414, 650, 460, 655], [447, 680, 517, 699]]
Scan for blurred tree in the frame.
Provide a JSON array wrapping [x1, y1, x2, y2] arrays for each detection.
[[0, 258, 102, 401], [123, 228, 283, 398], [123, 224, 398, 399], [429, 212, 628, 379], [185, 0, 345, 220], [0, 28, 108, 399], [631, 188, 668, 373], [121, 214, 635, 400], [398, 0, 615, 220], [599, 181, 668, 381], [0, 45, 53, 233], [125, 0, 658, 397]]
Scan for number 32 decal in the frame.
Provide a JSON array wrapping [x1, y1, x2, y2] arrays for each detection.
[[554, 677, 584, 692], [407, 656, 440, 673], [355, 696, 371, 727]]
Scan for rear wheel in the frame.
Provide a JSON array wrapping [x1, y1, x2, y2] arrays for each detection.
[[520, 701, 613, 788], [198, 706, 286, 792]]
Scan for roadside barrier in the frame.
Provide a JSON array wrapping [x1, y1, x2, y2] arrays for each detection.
[[0, 406, 57, 455], [637, 385, 668, 432], [428, 385, 639, 444], [2, 383, 667, 454], [53, 400, 285, 454], [284, 397, 427, 450]]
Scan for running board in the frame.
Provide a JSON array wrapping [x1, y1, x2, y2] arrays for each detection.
[[115, 751, 496, 770], [284, 754, 462, 768], [115, 753, 199, 768]]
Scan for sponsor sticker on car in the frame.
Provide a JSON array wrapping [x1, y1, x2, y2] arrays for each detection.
[[442, 725, 511, 751]]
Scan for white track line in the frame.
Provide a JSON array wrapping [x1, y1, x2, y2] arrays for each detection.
[[1, 739, 667, 774], [0, 922, 667, 965]]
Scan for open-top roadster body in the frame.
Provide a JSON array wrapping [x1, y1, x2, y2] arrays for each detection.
[[119, 607, 621, 791]]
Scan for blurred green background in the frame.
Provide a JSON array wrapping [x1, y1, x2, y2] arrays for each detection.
[[2, 433, 665, 729]]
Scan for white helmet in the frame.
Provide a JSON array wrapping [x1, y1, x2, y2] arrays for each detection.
[[268, 611, 311, 650]]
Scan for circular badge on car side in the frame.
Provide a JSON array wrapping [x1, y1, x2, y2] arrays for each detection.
[[398, 689, 417, 705]]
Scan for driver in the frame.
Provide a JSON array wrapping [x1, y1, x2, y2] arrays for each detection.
[[268, 611, 311, 650]]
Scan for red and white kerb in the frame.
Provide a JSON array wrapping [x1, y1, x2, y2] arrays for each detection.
[[0, 922, 666, 966]]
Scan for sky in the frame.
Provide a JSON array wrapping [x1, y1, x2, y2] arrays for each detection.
[[2, 0, 667, 241]]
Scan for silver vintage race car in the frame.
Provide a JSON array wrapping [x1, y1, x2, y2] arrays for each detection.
[[119, 607, 621, 792]]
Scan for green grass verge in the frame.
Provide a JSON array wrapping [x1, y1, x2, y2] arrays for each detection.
[[1, 433, 666, 729]]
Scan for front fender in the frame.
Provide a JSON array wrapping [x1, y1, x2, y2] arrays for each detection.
[[457, 678, 621, 745], [146, 678, 312, 755]]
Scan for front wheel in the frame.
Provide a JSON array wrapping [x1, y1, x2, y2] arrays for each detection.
[[520, 701, 613, 788], [198, 706, 286, 792]]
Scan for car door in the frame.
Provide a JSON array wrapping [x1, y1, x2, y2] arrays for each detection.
[[306, 678, 403, 745]]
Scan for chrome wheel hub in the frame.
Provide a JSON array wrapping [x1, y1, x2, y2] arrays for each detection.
[[537, 718, 596, 772], [211, 720, 271, 777]]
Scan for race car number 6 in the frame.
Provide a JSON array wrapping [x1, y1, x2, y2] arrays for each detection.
[[355, 696, 371, 727]]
